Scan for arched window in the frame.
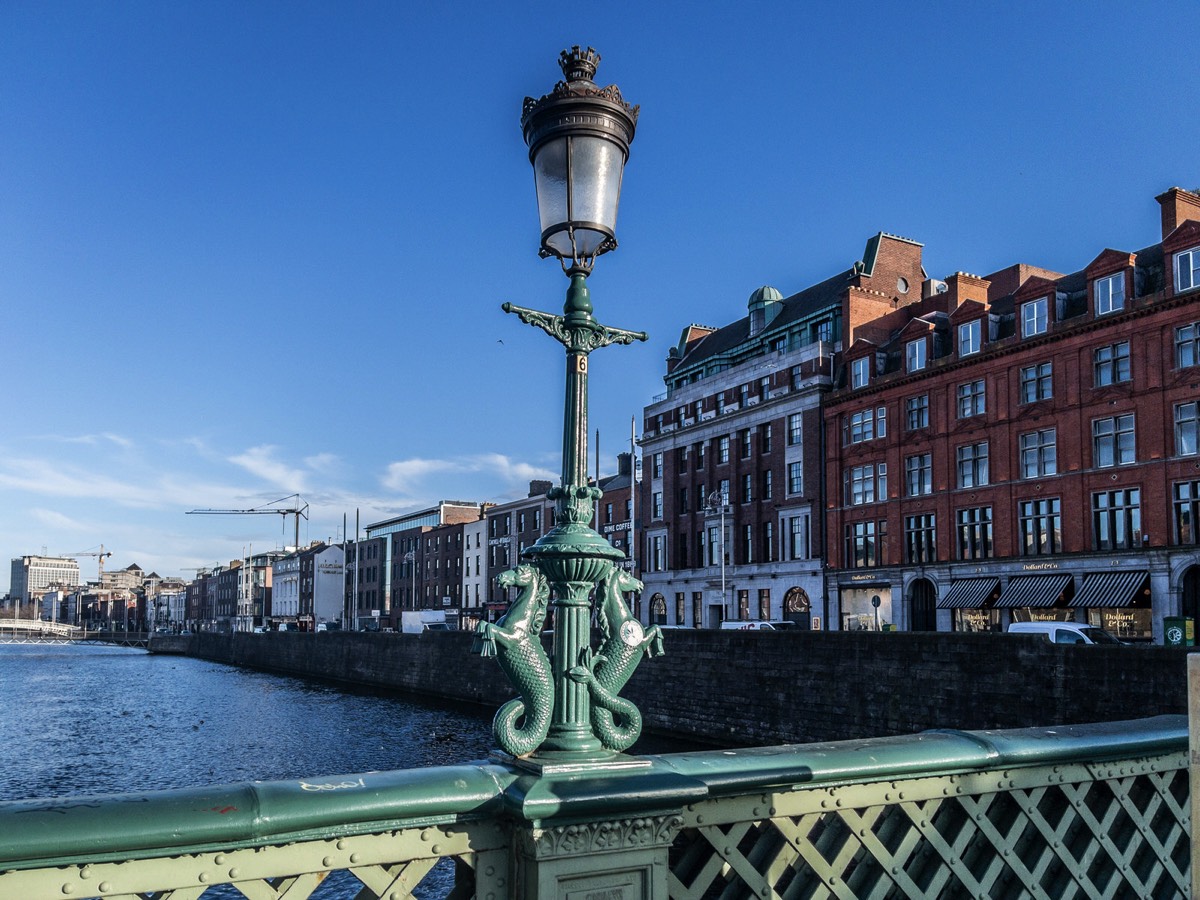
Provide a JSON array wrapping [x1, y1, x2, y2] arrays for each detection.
[[649, 593, 667, 625], [784, 587, 811, 630], [910, 578, 936, 631], [1182, 566, 1200, 623]]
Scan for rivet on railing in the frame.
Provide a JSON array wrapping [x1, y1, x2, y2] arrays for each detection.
[[60, 885, 74, 895], [199, 873, 211, 883], [350, 854, 362, 864], [696, 814, 704, 823], [228, 868, 240, 878], [432, 845, 443, 854], [80, 867, 92, 879], [322, 857, 334, 867], [98, 882, 112, 893], [336, 840, 347, 850], [214, 855, 226, 864], [768, 807, 776, 815]]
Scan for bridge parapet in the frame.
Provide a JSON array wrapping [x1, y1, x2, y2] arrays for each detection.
[[0, 715, 1190, 898]]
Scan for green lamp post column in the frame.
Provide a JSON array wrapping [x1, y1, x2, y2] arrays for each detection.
[[478, 47, 663, 762]]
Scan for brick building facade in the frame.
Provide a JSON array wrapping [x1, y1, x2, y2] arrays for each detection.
[[823, 186, 1200, 641], [639, 186, 1200, 641], [638, 233, 929, 627]]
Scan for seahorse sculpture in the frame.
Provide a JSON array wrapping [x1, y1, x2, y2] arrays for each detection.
[[568, 566, 664, 752], [473, 564, 553, 757]]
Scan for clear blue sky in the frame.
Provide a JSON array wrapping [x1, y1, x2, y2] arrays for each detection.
[[2, 1, 1197, 589]]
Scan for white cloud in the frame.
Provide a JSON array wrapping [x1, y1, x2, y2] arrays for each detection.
[[38, 432, 135, 449], [381, 453, 555, 499], [227, 445, 308, 493], [382, 458, 460, 493], [303, 453, 339, 473], [29, 508, 89, 531]]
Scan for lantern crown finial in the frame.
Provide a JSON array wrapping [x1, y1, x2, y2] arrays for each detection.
[[559, 45, 600, 83]]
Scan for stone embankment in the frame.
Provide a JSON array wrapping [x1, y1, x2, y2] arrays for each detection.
[[150, 630, 1195, 746]]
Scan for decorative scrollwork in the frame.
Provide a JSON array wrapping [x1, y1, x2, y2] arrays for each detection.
[[528, 815, 684, 858], [501, 302, 647, 353]]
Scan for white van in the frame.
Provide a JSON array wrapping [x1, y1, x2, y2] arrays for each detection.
[[1008, 621, 1122, 644], [719, 621, 796, 631]]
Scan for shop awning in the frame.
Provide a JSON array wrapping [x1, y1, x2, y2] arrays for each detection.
[[1072, 571, 1150, 608], [993, 573, 1073, 608], [937, 578, 1000, 609]]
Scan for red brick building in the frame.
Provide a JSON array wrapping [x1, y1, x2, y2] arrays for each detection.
[[824, 186, 1200, 641]]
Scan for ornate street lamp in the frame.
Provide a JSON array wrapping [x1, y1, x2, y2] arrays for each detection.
[[476, 47, 662, 765]]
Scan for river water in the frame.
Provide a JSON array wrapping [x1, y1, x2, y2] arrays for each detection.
[[1, 642, 694, 897], [0, 641, 693, 799]]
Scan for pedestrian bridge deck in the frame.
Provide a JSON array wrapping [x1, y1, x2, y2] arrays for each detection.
[[0, 620, 148, 648]]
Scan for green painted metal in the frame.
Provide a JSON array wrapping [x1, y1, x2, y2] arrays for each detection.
[[0, 717, 1189, 898], [482, 271, 650, 762]]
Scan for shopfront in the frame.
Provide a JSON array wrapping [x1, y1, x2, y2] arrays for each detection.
[[994, 573, 1074, 622], [939, 577, 1001, 632], [1075, 570, 1153, 642], [840, 585, 893, 631]]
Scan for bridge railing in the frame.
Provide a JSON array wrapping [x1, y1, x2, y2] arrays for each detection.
[[0, 619, 80, 637], [0, 712, 1190, 899]]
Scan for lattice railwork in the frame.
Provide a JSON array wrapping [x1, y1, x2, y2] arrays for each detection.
[[667, 751, 1190, 899], [0, 822, 509, 900]]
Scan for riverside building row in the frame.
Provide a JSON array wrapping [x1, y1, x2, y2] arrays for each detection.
[[637, 185, 1200, 642]]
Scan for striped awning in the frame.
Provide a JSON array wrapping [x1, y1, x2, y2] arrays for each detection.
[[993, 573, 1073, 608], [937, 578, 1000, 609], [1073, 571, 1150, 608]]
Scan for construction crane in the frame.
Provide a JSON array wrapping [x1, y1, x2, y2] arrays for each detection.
[[69, 545, 113, 581], [187, 494, 310, 552]]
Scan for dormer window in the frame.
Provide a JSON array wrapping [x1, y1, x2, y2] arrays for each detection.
[[906, 338, 926, 373], [1096, 272, 1125, 315], [851, 357, 869, 389], [1021, 297, 1048, 338], [958, 319, 981, 356], [1176, 246, 1200, 293]]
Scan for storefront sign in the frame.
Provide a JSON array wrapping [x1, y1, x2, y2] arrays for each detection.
[[1021, 562, 1060, 571]]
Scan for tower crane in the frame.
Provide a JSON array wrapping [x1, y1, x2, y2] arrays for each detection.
[[69, 545, 113, 582], [186, 494, 310, 552]]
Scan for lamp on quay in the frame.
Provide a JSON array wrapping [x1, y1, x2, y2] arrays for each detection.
[[476, 47, 662, 765]]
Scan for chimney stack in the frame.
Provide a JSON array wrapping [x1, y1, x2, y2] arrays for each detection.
[[1156, 187, 1200, 239]]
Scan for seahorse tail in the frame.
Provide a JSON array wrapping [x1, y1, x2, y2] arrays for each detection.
[[587, 683, 642, 752], [494, 694, 552, 757]]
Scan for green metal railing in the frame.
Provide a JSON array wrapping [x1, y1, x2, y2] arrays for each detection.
[[0, 714, 1190, 899]]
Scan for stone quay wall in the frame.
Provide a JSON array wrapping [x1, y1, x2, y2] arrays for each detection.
[[154, 630, 1195, 746]]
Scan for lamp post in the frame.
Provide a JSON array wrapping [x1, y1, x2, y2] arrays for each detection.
[[484, 47, 655, 763], [706, 490, 728, 620]]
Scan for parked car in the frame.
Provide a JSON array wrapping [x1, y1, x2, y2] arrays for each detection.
[[1008, 621, 1122, 644], [719, 621, 795, 631]]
